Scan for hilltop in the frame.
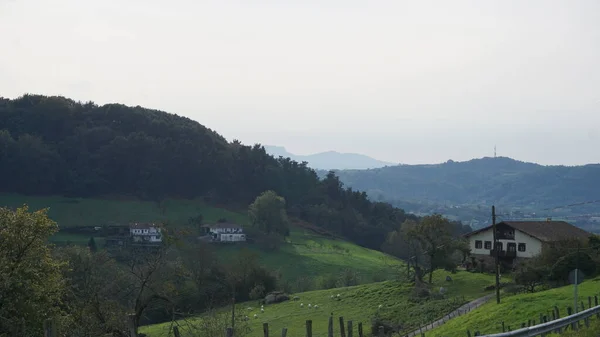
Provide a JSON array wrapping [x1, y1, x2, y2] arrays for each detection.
[[141, 271, 497, 337], [325, 157, 600, 229], [264, 145, 395, 170], [0, 94, 418, 251]]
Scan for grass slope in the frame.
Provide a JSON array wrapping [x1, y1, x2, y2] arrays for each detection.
[[0, 193, 247, 228], [141, 271, 496, 337], [429, 278, 600, 337], [0, 193, 402, 283]]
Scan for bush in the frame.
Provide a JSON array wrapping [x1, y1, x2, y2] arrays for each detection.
[[316, 274, 339, 290]]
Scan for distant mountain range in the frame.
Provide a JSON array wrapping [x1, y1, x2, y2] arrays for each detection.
[[264, 145, 395, 170], [319, 156, 600, 230]]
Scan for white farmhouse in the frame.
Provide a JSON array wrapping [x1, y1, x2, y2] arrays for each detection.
[[201, 223, 246, 242], [464, 220, 591, 262], [130, 223, 163, 243]]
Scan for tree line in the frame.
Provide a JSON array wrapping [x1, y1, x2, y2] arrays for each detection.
[[0, 94, 453, 250]]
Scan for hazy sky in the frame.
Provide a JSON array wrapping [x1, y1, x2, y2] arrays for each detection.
[[1, 0, 599, 165]]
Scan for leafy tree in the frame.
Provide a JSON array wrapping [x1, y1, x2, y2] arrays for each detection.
[[409, 214, 457, 284], [248, 190, 290, 236], [0, 206, 65, 336], [514, 259, 548, 292], [55, 246, 129, 336]]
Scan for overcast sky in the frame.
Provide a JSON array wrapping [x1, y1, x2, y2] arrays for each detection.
[[1, 0, 599, 165]]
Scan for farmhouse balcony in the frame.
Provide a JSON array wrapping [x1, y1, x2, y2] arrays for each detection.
[[489, 249, 517, 258]]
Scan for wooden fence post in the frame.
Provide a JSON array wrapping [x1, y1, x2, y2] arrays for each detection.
[[43, 318, 57, 337], [347, 320, 353, 337], [358, 322, 363, 337], [281, 327, 288, 337], [226, 327, 233, 337], [328, 316, 334, 337], [466, 330, 471, 337], [596, 296, 599, 318], [173, 326, 181, 337], [377, 326, 384, 337], [128, 314, 137, 337], [501, 321, 505, 332], [306, 320, 313, 337], [339, 317, 346, 337], [263, 322, 269, 337]]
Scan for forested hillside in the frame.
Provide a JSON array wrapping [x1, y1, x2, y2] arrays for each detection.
[[0, 94, 425, 250], [322, 157, 600, 228]]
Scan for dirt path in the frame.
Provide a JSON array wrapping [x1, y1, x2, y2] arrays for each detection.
[[405, 294, 495, 337]]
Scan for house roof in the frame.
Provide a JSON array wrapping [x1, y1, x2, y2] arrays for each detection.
[[201, 223, 243, 229], [464, 220, 591, 242], [130, 223, 158, 229]]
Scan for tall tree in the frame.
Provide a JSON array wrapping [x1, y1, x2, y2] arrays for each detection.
[[0, 206, 65, 336], [409, 214, 456, 283], [248, 190, 290, 236]]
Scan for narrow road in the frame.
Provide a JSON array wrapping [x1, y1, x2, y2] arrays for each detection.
[[405, 294, 495, 337]]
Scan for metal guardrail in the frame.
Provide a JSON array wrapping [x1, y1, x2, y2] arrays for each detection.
[[480, 304, 600, 337]]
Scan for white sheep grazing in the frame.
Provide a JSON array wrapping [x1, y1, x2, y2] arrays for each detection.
[[247, 307, 253, 311], [314, 305, 319, 309], [378, 304, 383, 309], [253, 314, 258, 318], [308, 304, 312, 308], [330, 295, 334, 299], [336, 294, 340, 298], [300, 303, 304, 307], [261, 308, 264, 313]]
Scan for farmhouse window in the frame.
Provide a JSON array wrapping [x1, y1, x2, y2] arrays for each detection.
[[484, 241, 492, 249], [518, 243, 526, 252], [507, 242, 516, 252], [475, 240, 482, 249], [494, 242, 503, 251]]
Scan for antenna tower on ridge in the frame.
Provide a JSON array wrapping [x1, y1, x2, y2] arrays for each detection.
[[494, 145, 497, 158]]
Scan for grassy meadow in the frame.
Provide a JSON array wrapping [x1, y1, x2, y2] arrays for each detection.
[[1, 193, 402, 284], [141, 271, 497, 337], [428, 277, 600, 337]]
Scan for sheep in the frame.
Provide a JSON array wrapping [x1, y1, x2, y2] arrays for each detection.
[[308, 304, 312, 308], [247, 307, 253, 311], [378, 304, 383, 309], [253, 314, 258, 318], [261, 308, 264, 313], [336, 294, 340, 297], [314, 305, 319, 309], [330, 295, 334, 299], [300, 303, 304, 307]]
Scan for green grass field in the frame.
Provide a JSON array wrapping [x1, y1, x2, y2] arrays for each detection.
[[428, 278, 600, 337], [141, 271, 496, 337], [0, 193, 247, 228], [1, 193, 403, 284]]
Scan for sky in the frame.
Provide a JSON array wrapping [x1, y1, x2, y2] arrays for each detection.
[[1, 0, 599, 165]]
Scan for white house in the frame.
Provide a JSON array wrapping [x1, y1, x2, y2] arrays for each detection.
[[201, 223, 246, 242], [130, 223, 163, 243], [464, 220, 591, 261]]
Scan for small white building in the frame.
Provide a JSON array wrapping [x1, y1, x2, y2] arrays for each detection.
[[130, 223, 163, 243], [464, 220, 591, 262], [201, 223, 246, 242]]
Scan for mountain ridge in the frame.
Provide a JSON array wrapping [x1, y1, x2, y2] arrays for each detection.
[[264, 145, 395, 170]]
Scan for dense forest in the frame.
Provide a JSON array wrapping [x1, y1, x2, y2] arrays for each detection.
[[0, 94, 471, 250]]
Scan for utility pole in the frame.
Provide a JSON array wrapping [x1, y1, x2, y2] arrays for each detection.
[[574, 242, 580, 313], [492, 205, 500, 304]]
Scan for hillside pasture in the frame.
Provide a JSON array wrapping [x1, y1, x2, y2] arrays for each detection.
[[428, 277, 600, 337], [141, 271, 497, 337]]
